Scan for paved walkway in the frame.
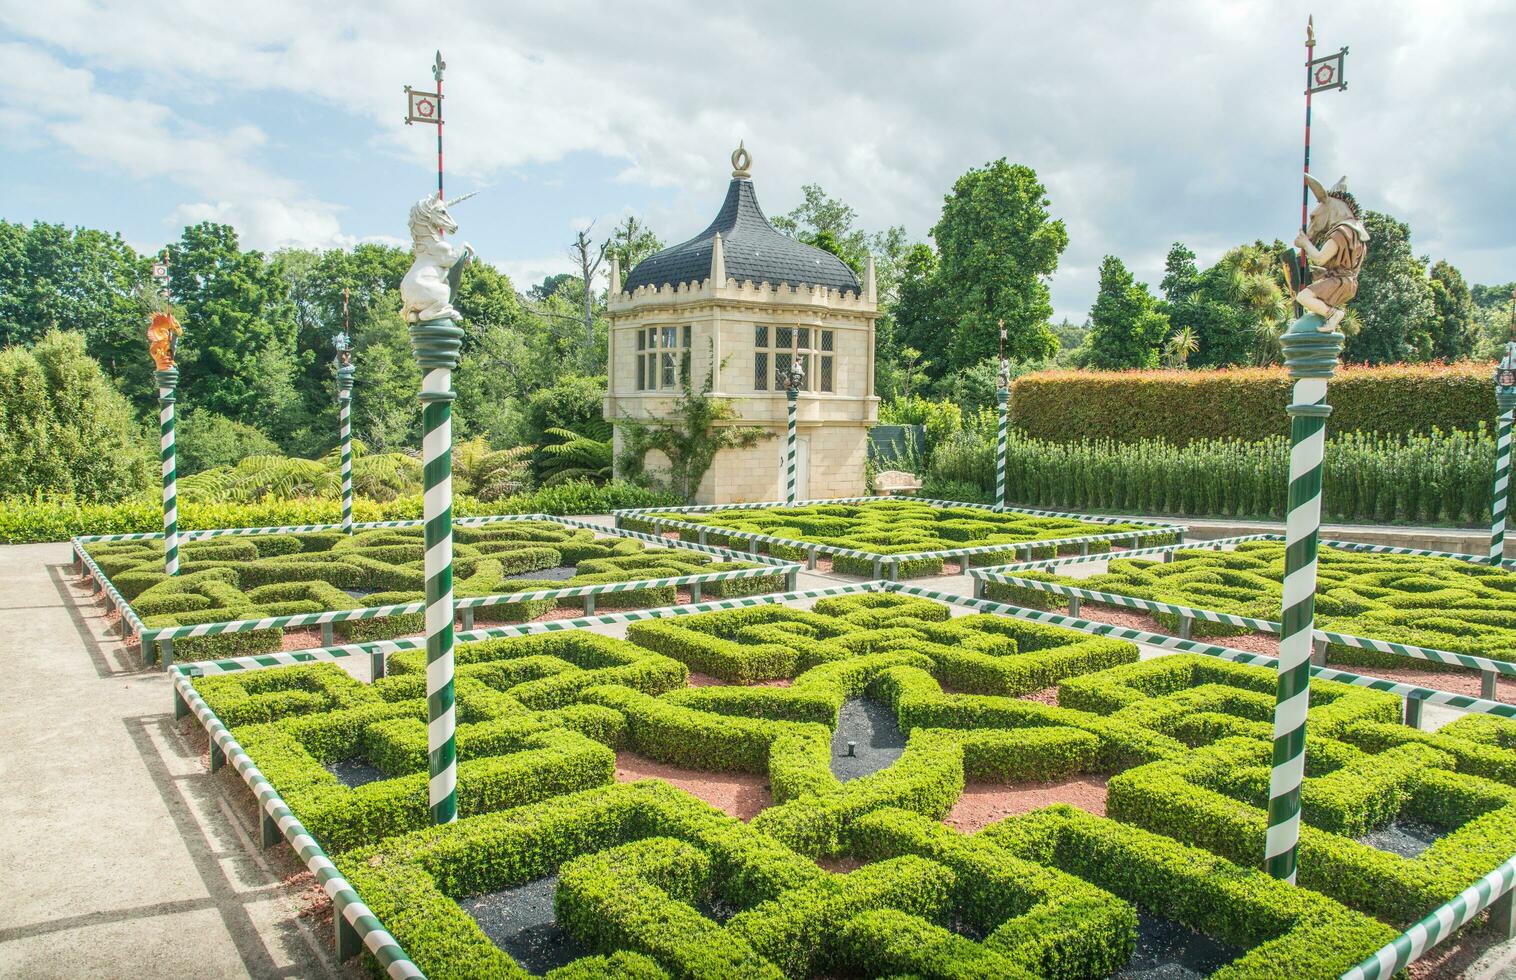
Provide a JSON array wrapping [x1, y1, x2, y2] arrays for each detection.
[[0, 543, 341, 979]]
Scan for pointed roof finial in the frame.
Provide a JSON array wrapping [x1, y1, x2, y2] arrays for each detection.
[[1306, 15, 1315, 49], [731, 141, 752, 179]]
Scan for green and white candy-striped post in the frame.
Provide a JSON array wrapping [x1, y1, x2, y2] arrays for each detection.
[[995, 387, 1009, 507], [409, 316, 463, 825], [1489, 343, 1516, 563], [1264, 313, 1342, 883], [156, 367, 180, 575], [337, 362, 356, 535], [785, 386, 798, 504]]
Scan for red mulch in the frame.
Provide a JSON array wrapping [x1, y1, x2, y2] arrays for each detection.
[[944, 775, 1109, 834], [1017, 686, 1060, 705], [685, 671, 792, 688], [614, 751, 771, 821]]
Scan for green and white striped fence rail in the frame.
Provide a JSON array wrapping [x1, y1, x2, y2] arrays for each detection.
[[612, 494, 1186, 528], [73, 538, 146, 638], [79, 514, 797, 666], [177, 580, 878, 678], [157, 367, 180, 575], [883, 581, 1516, 721], [1340, 856, 1516, 980], [615, 512, 1184, 580], [972, 531, 1516, 575], [168, 576, 1515, 979], [139, 559, 800, 666], [969, 533, 1516, 690], [171, 669, 424, 977], [74, 518, 427, 544]]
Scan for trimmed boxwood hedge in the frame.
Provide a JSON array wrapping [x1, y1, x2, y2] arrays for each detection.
[[993, 540, 1516, 673], [89, 522, 783, 660], [622, 499, 1161, 580], [183, 589, 1516, 977], [1011, 361, 1495, 446]]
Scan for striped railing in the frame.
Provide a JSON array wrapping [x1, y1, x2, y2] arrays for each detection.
[[167, 577, 1516, 977], [76, 515, 800, 668]]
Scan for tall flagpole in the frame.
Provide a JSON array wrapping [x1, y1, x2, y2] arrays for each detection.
[[433, 51, 445, 200], [1301, 16, 1316, 265]]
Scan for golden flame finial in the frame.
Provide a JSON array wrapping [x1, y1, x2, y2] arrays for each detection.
[[147, 311, 182, 371]]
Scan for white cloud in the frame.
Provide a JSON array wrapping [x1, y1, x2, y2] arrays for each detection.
[[2, 0, 1513, 315]]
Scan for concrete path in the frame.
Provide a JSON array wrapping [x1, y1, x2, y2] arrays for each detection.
[[0, 543, 342, 979]]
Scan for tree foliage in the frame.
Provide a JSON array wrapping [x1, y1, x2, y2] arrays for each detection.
[[1082, 255, 1168, 370], [1427, 260, 1478, 361], [929, 159, 1067, 371], [1345, 211, 1436, 365], [0, 330, 152, 500]]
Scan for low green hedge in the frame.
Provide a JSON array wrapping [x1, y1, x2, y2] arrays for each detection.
[[1002, 542, 1516, 673], [6, 480, 680, 544], [624, 501, 1163, 580]]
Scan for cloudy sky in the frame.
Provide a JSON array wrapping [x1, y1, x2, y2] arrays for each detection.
[[1, 1, 1511, 320]]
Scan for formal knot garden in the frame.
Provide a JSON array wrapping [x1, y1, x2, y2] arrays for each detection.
[[614, 497, 1183, 579], [73, 515, 796, 667], [970, 535, 1516, 702], [153, 560, 1516, 980]]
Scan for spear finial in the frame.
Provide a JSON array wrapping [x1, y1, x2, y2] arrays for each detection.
[[433, 50, 446, 83], [1307, 15, 1316, 49]]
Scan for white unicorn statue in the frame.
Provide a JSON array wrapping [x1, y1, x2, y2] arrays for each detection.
[[400, 193, 476, 323]]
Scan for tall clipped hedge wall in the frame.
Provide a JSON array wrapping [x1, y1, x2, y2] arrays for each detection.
[[1011, 362, 1494, 445]]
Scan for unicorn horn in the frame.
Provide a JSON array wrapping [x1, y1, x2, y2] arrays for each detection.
[[445, 190, 479, 207]]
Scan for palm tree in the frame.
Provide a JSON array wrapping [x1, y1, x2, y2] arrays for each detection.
[[1164, 326, 1199, 368]]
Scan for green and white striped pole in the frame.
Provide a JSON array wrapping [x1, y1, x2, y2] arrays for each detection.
[[1489, 341, 1516, 563], [784, 345, 804, 504], [1265, 312, 1342, 883], [335, 323, 356, 535], [157, 367, 180, 576], [995, 321, 1009, 508], [409, 316, 463, 825]]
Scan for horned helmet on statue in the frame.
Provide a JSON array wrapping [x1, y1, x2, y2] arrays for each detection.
[[1291, 174, 1369, 334], [400, 192, 477, 323]]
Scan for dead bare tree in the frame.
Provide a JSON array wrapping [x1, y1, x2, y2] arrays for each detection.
[[571, 226, 607, 353]]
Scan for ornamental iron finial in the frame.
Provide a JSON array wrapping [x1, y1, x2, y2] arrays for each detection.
[[731, 141, 752, 179]]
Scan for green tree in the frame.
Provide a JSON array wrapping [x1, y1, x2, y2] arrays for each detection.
[[0, 220, 158, 400], [1427, 260, 1478, 361], [1344, 210, 1435, 364], [1083, 255, 1168, 370], [607, 215, 663, 277], [1159, 242, 1200, 303], [167, 222, 301, 431], [930, 159, 1067, 372], [0, 330, 152, 500], [772, 184, 908, 288], [176, 410, 280, 474]]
